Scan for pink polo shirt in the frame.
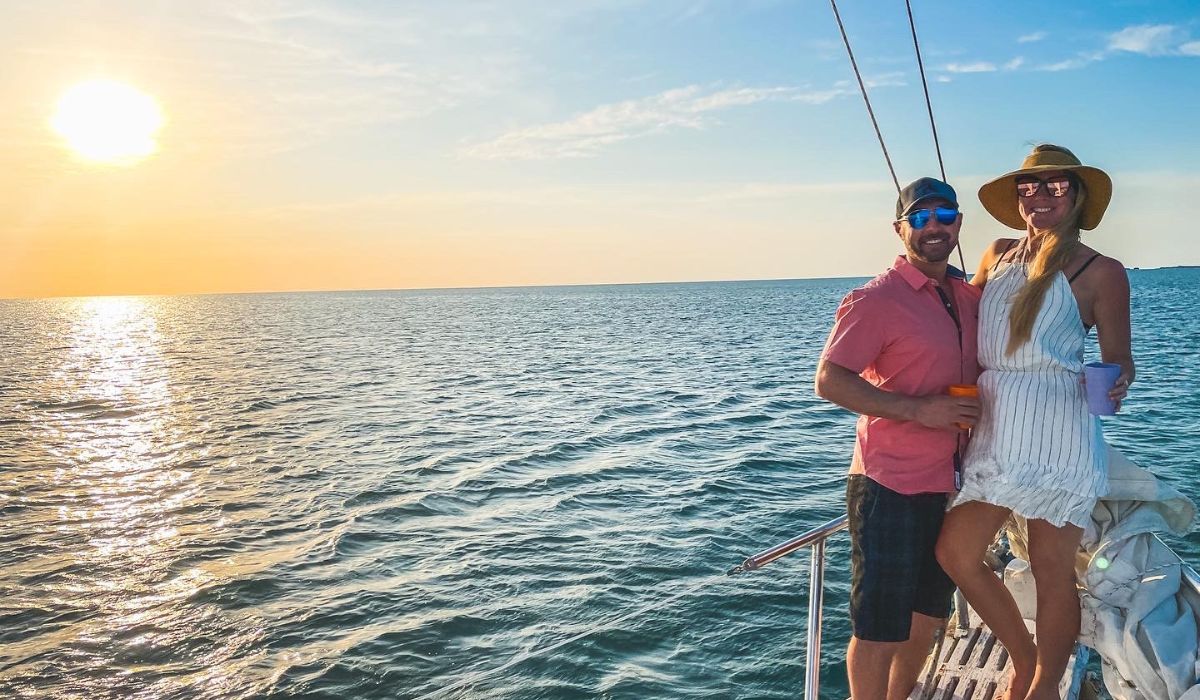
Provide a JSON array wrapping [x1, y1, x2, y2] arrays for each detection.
[[821, 255, 981, 495]]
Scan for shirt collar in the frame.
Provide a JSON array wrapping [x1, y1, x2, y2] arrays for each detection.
[[893, 255, 966, 290]]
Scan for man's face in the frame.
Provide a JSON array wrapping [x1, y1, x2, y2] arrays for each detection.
[[893, 197, 962, 264]]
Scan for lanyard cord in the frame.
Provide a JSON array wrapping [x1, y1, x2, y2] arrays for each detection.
[[933, 282, 967, 489], [932, 284, 963, 385]]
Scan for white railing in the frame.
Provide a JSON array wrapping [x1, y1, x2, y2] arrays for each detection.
[[734, 522, 1200, 700], [730, 515, 849, 700], [1185, 564, 1200, 595], [1157, 533, 1200, 597]]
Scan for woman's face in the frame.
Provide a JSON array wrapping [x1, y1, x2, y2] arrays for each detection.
[[1017, 169, 1076, 231]]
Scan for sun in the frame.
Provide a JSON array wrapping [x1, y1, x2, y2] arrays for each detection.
[[51, 79, 165, 165]]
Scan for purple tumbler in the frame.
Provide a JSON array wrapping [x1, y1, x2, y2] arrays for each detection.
[[1084, 362, 1121, 415]]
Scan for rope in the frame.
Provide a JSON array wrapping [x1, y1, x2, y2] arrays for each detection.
[[905, 0, 945, 182], [410, 573, 726, 700], [829, 0, 901, 195]]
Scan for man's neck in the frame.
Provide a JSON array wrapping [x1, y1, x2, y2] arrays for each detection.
[[905, 254, 949, 285]]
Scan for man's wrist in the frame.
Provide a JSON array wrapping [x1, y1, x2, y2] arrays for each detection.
[[894, 395, 919, 423]]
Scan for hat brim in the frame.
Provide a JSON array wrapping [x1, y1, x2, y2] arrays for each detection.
[[978, 164, 1112, 231]]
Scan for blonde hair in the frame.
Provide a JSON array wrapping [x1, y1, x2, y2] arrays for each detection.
[[1005, 145, 1088, 355]]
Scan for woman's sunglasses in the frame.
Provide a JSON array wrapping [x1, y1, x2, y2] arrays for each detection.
[[899, 206, 959, 229], [1015, 176, 1072, 198]]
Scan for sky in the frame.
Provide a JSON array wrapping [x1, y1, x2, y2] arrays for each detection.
[[2, 0, 1199, 298]]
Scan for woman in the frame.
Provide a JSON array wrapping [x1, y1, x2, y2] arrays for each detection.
[[935, 144, 1134, 700]]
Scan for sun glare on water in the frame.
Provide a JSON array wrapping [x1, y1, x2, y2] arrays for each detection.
[[51, 79, 165, 165]]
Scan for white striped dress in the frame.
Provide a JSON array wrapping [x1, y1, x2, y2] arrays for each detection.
[[949, 261, 1107, 528]]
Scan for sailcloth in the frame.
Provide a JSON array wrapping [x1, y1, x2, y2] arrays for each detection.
[[1005, 447, 1199, 700]]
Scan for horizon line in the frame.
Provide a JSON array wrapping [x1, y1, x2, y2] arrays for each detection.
[[2, 264, 1188, 302]]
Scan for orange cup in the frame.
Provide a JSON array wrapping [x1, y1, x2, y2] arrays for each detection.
[[947, 384, 979, 430]]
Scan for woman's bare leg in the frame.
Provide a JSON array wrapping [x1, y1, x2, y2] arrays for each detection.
[[1023, 518, 1085, 700], [936, 502, 1036, 700]]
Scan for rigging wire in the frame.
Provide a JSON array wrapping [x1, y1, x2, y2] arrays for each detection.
[[828, 0, 901, 195], [830, 0, 967, 273], [902, 0, 966, 273], [410, 11, 975, 700], [905, 0, 945, 183]]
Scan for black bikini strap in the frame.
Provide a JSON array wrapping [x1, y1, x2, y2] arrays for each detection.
[[990, 239, 1020, 272], [1068, 253, 1102, 283]]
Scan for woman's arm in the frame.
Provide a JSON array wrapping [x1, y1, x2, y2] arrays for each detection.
[[1090, 257, 1134, 407]]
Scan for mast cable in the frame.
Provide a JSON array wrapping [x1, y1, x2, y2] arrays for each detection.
[[829, 0, 901, 195], [829, 0, 967, 273], [414, 11, 972, 700], [902, 0, 966, 272], [905, 0, 945, 182]]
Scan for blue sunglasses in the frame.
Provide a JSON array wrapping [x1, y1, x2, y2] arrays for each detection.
[[899, 206, 959, 229]]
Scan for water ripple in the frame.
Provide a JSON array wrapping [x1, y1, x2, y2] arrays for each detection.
[[0, 274, 1196, 699]]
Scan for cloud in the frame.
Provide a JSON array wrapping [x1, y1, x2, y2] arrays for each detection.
[[1033, 24, 1198, 72], [859, 72, 908, 89], [227, 5, 418, 33], [943, 62, 996, 73], [1108, 24, 1181, 56], [1037, 51, 1106, 72], [255, 179, 898, 218], [1038, 57, 1091, 72], [936, 56, 1021, 79], [174, 3, 542, 155], [1050, 23, 1200, 70], [1018, 31, 1047, 44], [461, 81, 889, 160], [697, 181, 894, 202]]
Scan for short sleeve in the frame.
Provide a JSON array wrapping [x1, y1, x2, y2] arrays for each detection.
[[821, 289, 887, 374]]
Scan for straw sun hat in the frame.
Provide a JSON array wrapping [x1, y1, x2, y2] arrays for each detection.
[[978, 145, 1112, 231]]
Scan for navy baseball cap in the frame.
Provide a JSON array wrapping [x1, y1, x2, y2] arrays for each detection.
[[896, 177, 959, 219]]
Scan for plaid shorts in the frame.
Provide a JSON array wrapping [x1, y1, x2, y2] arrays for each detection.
[[846, 475, 955, 642]]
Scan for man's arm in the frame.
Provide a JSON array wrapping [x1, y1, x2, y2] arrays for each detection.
[[814, 359, 979, 431]]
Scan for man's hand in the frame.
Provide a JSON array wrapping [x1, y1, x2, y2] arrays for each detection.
[[910, 394, 980, 431]]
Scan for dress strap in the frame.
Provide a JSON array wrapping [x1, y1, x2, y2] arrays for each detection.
[[1068, 253, 1102, 283], [990, 239, 1020, 272]]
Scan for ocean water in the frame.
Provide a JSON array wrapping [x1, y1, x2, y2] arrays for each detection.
[[1, 269, 1197, 700]]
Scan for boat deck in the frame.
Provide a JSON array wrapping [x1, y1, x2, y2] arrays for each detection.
[[909, 612, 1091, 700]]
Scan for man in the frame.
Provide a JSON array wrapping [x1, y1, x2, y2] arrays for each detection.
[[815, 177, 982, 700]]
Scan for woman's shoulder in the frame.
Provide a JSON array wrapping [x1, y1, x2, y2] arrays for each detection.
[[971, 237, 1022, 288], [1069, 246, 1128, 285], [979, 237, 1021, 266], [989, 237, 1021, 255]]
